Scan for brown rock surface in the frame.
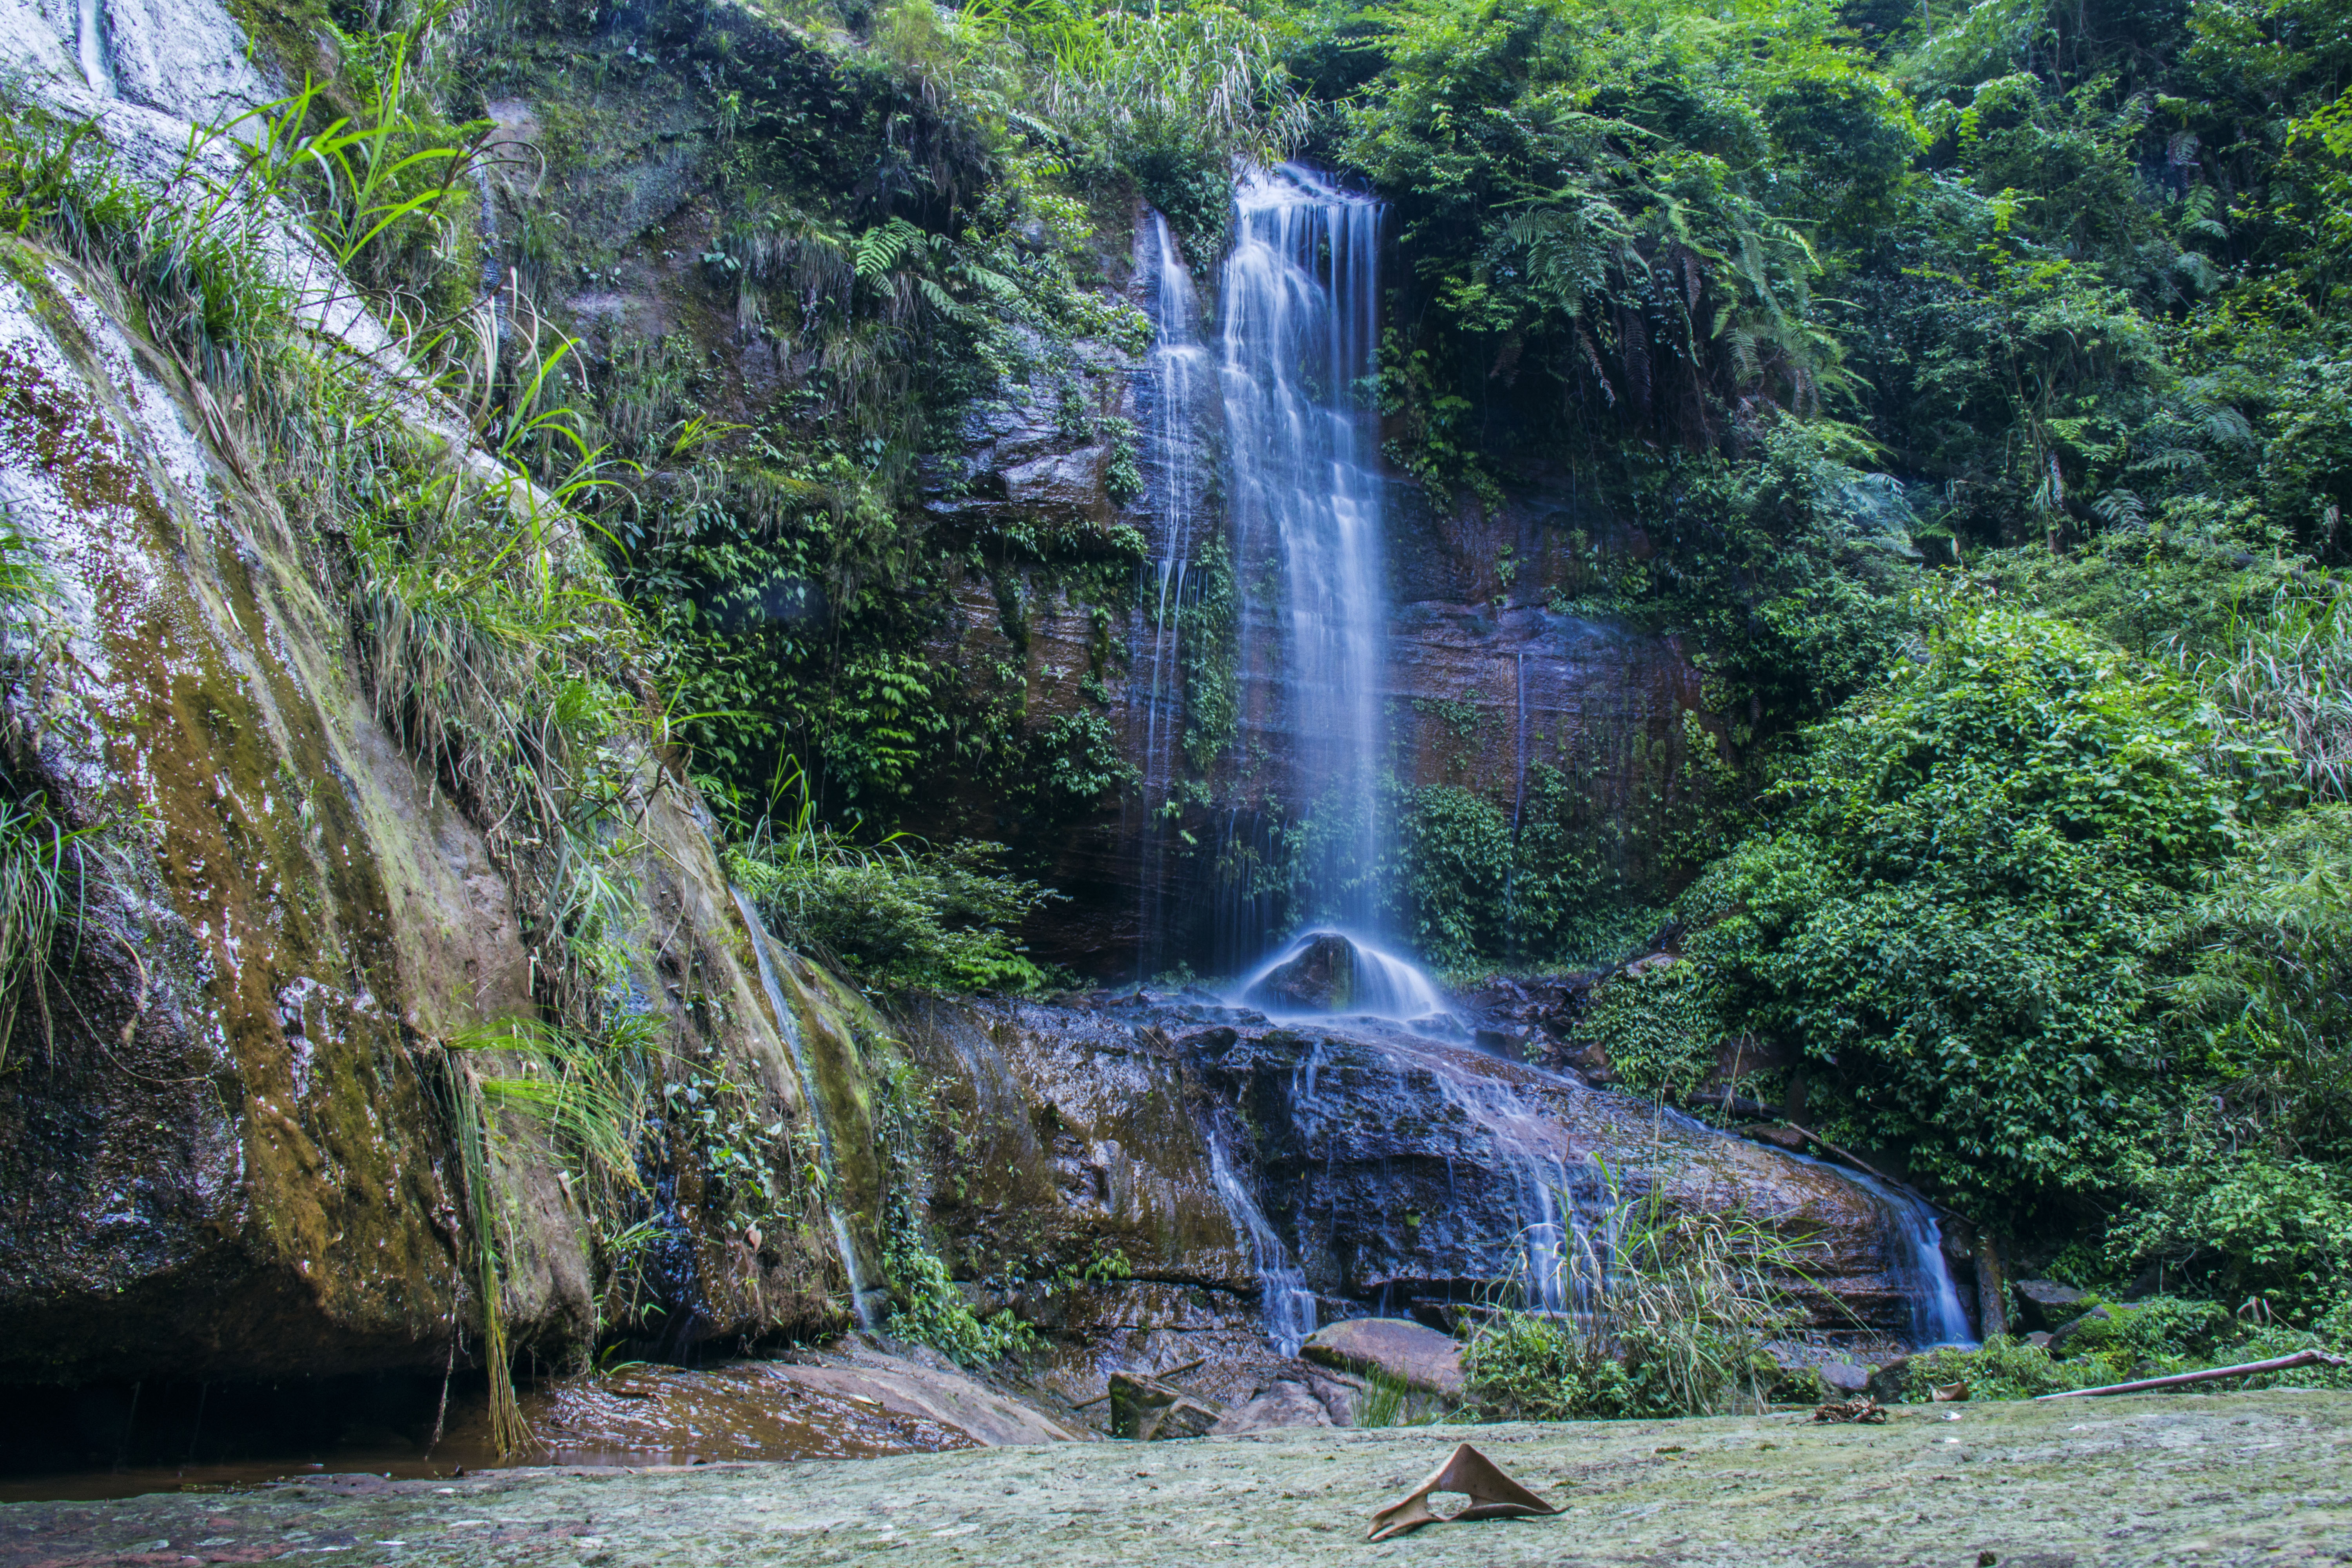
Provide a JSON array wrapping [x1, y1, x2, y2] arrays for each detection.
[[1210, 1379, 1334, 1435], [1302, 1319, 1466, 1400]]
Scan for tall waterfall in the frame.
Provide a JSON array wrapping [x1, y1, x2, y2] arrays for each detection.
[[1222, 165, 1388, 932]]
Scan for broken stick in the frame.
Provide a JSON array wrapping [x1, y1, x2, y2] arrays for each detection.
[[1067, 1357, 1210, 1409], [2036, 1347, 2347, 1400]]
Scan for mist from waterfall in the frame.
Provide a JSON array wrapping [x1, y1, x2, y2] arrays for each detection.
[[1223, 165, 1388, 935]]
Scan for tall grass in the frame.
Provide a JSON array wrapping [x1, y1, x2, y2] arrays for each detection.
[[1464, 1166, 1818, 1421], [0, 795, 83, 1071], [953, 0, 1308, 165], [439, 1049, 531, 1455], [2190, 582, 2352, 800]]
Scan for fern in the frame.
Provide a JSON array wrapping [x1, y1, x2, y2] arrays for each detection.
[[852, 217, 924, 279]]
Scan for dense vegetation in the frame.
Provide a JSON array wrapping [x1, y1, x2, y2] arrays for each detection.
[[7, 0, 2352, 1363]]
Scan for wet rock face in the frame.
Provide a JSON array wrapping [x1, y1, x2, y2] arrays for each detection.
[[898, 996, 1296, 1422], [925, 994, 1935, 1389], [0, 9, 859, 1380], [1184, 1014, 1922, 1336]]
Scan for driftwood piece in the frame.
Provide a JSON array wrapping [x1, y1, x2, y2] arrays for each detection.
[[1366, 1443, 1562, 1542], [2036, 1348, 2348, 1401]]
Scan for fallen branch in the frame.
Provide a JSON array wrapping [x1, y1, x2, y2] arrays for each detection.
[[1067, 1357, 1209, 1409], [2036, 1348, 2348, 1400]]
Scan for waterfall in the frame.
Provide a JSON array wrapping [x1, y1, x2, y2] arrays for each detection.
[[729, 887, 882, 1330], [1131, 212, 1212, 980], [76, 0, 115, 96], [1817, 1160, 1976, 1349], [1222, 165, 1387, 930], [1207, 1125, 1318, 1354], [1773, 1143, 1975, 1348]]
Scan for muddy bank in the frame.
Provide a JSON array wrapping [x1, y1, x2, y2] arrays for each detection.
[[2, 1390, 2344, 1566]]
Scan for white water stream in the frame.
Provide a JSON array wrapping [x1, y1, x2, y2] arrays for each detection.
[[76, 0, 115, 95], [730, 886, 882, 1331], [1223, 165, 1388, 929]]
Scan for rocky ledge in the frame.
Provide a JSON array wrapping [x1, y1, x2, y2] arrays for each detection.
[[1, 1390, 2344, 1565]]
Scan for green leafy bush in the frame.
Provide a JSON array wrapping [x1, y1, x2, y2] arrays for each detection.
[[733, 775, 1062, 993], [1601, 595, 2238, 1203]]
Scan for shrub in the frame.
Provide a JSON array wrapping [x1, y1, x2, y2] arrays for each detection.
[[733, 772, 1063, 993], [1604, 595, 2239, 1203]]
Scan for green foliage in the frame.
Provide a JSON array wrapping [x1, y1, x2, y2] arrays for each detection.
[[1886, 1298, 2352, 1402], [881, 1225, 1041, 1362], [1341, 0, 1912, 486], [1609, 596, 2237, 1204], [732, 772, 1061, 992], [1585, 960, 1720, 1101], [1026, 710, 1138, 820], [2191, 584, 2352, 801], [1465, 1169, 1815, 1420], [867, 1044, 1040, 1361], [1895, 1335, 2107, 1401]]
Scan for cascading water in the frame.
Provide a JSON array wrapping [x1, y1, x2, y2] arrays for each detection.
[[1223, 165, 1387, 930], [1800, 1154, 1976, 1348], [729, 887, 882, 1331], [1189, 168, 1974, 1356], [1233, 927, 1454, 1028], [1207, 1127, 1318, 1355], [1130, 212, 1213, 981], [76, 0, 115, 96]]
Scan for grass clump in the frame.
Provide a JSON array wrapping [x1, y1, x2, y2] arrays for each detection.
[[1465, 1174, 1817, 1421], [729, 769, 1062, 993]]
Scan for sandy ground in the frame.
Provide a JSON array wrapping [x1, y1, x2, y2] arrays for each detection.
[[2, 1389, 2346, 1566]]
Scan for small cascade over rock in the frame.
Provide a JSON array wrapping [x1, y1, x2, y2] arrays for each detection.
[[1234, 929, 1455, 1029], [731, 887, 886, 1331], [1790, 1150, 1976, 1348]]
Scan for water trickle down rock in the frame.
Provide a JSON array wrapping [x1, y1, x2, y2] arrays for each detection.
[[1197, 1013, 1927, 1338]]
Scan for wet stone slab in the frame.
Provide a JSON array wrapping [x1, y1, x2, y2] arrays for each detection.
[[2, 1391, 2346, 1567]]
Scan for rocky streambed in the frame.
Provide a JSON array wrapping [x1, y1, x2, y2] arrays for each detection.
[[2, 1390, 2345, 1566]]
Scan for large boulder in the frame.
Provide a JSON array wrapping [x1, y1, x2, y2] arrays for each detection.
[[1302, 1319, 1465, 1400], [2013, 1279, 2088, 1331], [1243, 933, 1358, 1013]]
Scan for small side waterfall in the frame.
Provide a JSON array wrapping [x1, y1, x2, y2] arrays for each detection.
[[1223, 165, 1387, 929], [76, 0, 115, 96], [729, 887, 882, 1330], [1130, 212, 1212, 980], [1207, 1125, 1318, 1354], [1811, 1158, 1976, 1348]]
